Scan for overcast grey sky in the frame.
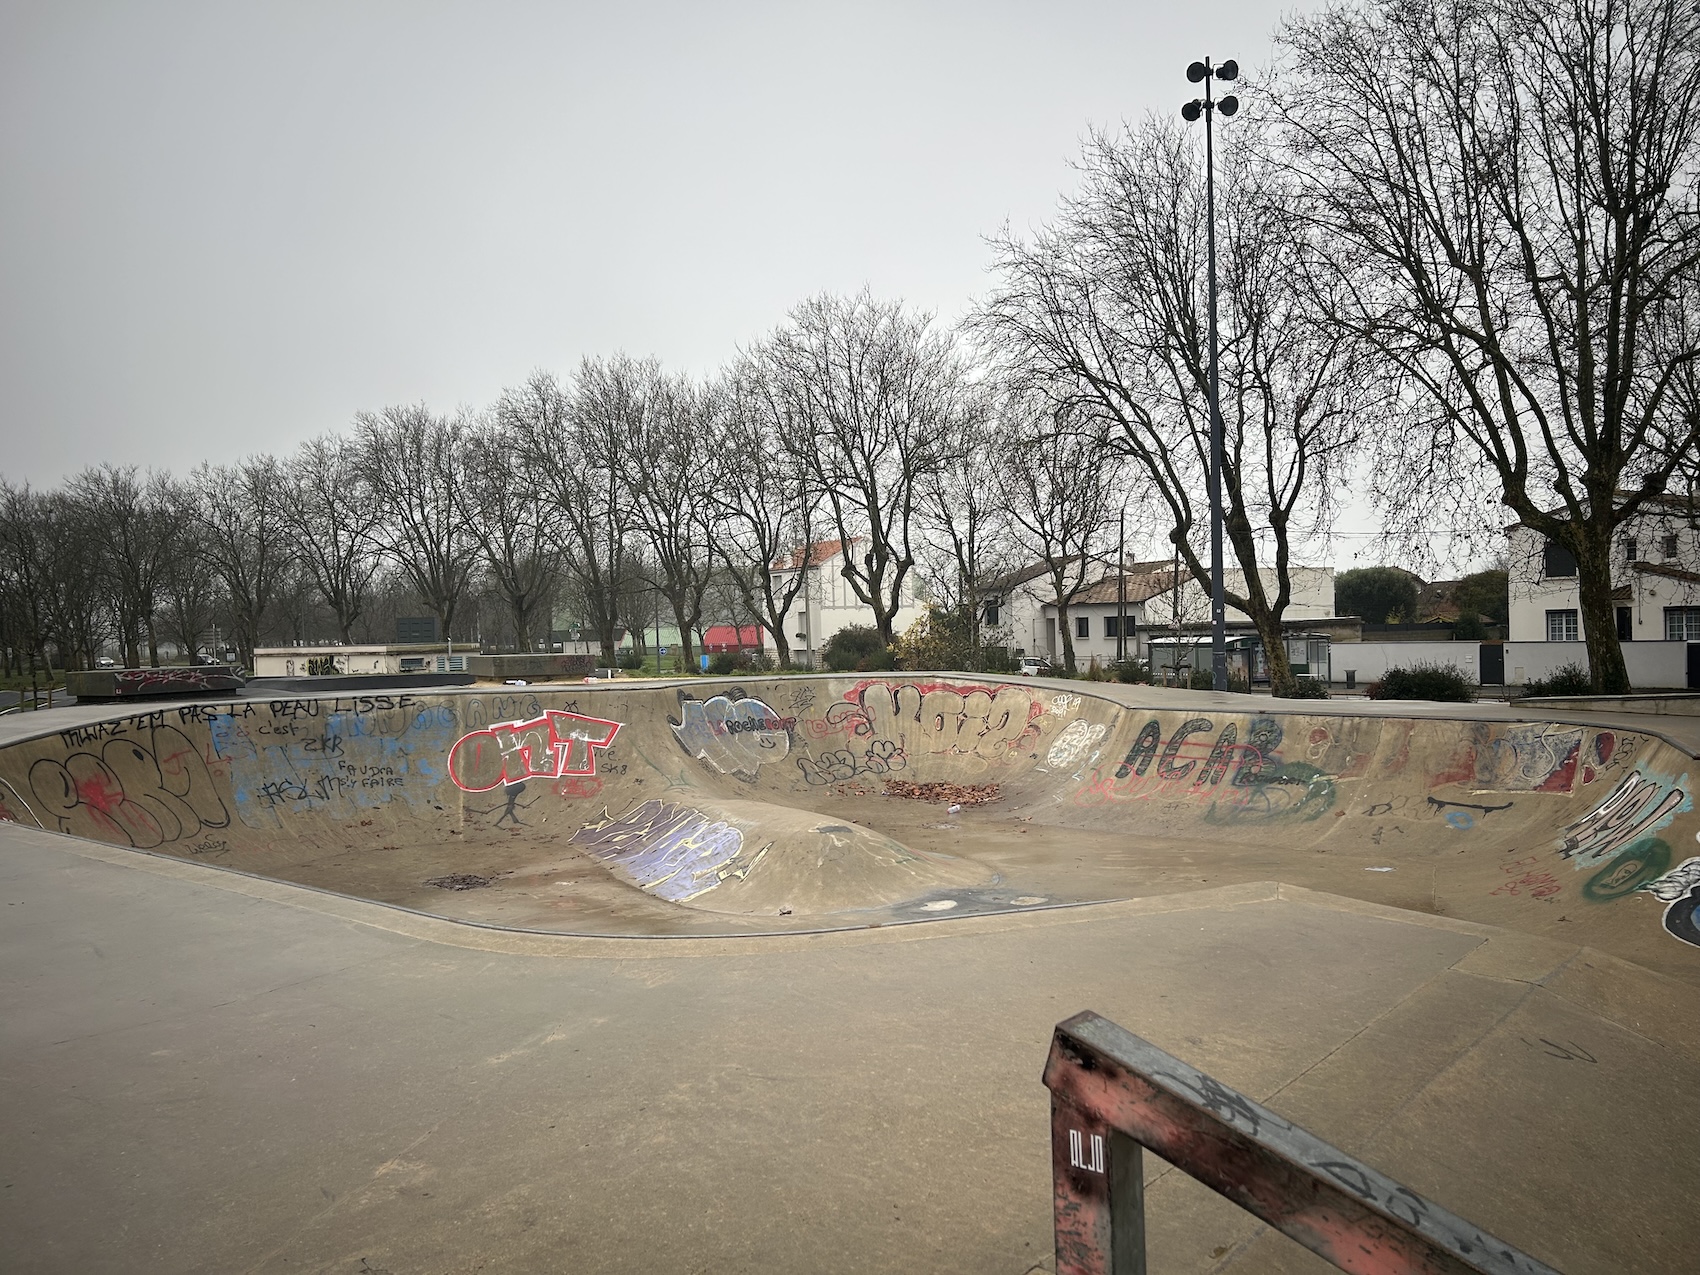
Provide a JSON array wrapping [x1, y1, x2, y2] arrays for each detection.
[[3, 2, 1447, 568], [0, 2, 1294, 467]]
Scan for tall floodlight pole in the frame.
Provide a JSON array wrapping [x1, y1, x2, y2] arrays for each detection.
[[1183, 58, 1238, 693]]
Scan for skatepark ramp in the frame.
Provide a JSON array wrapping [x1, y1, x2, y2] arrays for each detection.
[[1044, 1011, 1556, 1274], [0, 674, 1695, 980]]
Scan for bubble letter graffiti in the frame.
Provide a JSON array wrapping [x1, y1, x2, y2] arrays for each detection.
[[447, 711, 622, 792]]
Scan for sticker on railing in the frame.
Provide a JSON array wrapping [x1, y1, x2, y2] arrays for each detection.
[[1068, 1129, 1105, 1174]]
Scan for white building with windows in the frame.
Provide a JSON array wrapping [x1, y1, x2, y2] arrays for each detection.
[[1507, 501, 1700, 645], [1027, 564, 1337, 666], [764, 538, 929, 667]]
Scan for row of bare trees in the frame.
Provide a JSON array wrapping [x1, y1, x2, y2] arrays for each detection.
[[8, 0, 1698, 692], [0, 291, 1133, 677]]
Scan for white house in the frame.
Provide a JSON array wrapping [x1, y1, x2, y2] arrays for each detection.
[[764, 538, 929, 667], [1507, 501, 1700, 644], [1024, 564, 1337, 666]]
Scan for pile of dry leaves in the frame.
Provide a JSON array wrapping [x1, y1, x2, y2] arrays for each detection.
[[882, 779, 1002, 805]]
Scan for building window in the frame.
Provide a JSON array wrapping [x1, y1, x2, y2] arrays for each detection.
[[1547, 609, 1579, 642], [1624, 537, 1638, 562], [983, 604, 1000, 627], [1075, 615, 1090, 639], [1616, 607, 1633, 640], [1667, 608, 1700, 641], [1542, 542, 1577, 578], [1104, 616, 1121, 638], [1662, 533, 1679, 559]]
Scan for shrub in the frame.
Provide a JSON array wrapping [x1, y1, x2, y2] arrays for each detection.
[[745, 649, 775, 673], [822, 625, 892, 672], [1113, 658, 1151, 684], [1366, 662, 1476, 702], [616, 648, 645, 670], [707, 651, 742, 676], [1279, 676, 1330, 699], [1522, 662, 1594, 697], [1188, 665, 1250, 692], [892, 606, 976, 671], [980, 645, 1017, 674]]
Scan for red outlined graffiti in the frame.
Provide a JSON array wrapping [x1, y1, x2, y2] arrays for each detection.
[[447, 711, 622, 792]]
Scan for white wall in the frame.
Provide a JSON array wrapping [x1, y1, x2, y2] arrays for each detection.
[[1331, 642, 1479, 685], [1505, 641, 1691, 688]]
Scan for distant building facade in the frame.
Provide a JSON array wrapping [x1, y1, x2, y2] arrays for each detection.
[[763, 538, 928, 667], [1507, 499, 1700, 644]]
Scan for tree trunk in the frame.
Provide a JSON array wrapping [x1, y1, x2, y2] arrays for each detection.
[[1249, 607, 1294, 696], [1057, 602, 1077, 673], [1576, 530, 1630, 694]]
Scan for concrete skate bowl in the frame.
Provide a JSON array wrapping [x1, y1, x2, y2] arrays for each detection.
[[1, 676, 1698, 979]]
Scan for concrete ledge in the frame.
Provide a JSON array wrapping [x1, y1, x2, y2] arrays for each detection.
[[63, 666, 244, 701], [1520, 692, 1700, 715], [243, 673, 474, 693]]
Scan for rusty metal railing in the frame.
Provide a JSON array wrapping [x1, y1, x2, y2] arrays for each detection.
[[1043, 1011, 1560, 1275]]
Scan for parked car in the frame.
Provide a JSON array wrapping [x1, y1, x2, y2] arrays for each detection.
[[1018, 657, 1054, 677], [94, 657, 116, 668]]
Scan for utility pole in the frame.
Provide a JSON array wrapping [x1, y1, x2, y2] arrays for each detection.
[[1183, 56, 1239, 693], [1116, 509, 1127, 663]]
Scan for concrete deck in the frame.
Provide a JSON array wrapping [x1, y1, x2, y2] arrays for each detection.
[[2, 827, 1696, 1273]]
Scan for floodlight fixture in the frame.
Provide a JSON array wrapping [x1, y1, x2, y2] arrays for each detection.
[[1219, 95, 1239, 116], [1187, 60, 1208, 83], [1181, 100, 1203, 121], [1216, 59, 1239, 80]]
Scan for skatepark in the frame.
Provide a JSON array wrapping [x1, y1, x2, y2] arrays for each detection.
[[2, 674, 1698, 1272]]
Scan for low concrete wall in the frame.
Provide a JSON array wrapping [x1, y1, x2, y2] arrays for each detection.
[[1505, 640, 1691, 689], [1329, 642, 1479, 686], [64, 667, 245, 701], [244, 674, 474, 694], [464, 653, 597, 681], [1520, 693, 1700, 715]]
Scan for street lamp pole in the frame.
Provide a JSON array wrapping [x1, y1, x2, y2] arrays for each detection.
[[1183, 57, 1238, 694]]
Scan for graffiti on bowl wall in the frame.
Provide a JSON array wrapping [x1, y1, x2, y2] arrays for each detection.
[[671, 694, 793, 777], [1076, 714, 1335, 824], [28, 722, 230, 848], [448, 710, 622, 792], [569, 799, 762, 902]]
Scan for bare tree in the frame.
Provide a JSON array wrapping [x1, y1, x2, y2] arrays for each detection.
[[464, 418, 559, 651], [511, 364, 636, 666], [709, 356, 819, 668], [281, 434, 383, 643], [766, 290, 969, 645], [355, 404, 475, 643], [1002, 410, 1124, 674], [917, 389, 1019, 669], [1273, 0, 1700, 692], [0, 481, 59, 672], [68, 465, 178, 666], [158, 481, 223, 664], [618, 372, 718, 671], [977, 119, 1371, 695], [193, 457, 294, 671]]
